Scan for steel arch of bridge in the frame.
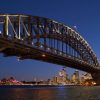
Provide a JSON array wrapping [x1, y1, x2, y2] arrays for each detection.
[[0, 14, 99, 73]]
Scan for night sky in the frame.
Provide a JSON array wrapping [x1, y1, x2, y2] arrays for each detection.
[[0, 0, 100, 81]]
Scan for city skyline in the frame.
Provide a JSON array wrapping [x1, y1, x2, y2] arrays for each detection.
[[0, 0, 100, 81], [0, 68, 95, 86]]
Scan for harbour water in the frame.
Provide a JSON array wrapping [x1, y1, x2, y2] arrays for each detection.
[[0, 85, 100, 100]]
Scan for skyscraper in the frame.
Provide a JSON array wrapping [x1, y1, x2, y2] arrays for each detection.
[[57, 67, 69, 85], [71, 70, 80, 84]]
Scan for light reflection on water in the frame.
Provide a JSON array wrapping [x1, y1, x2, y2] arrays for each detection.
[[0, 86, 100, 100]]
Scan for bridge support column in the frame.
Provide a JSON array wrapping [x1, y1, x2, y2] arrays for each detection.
[[92, 72, 100, 85]]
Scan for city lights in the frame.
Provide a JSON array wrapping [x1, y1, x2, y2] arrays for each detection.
[[42, 54, 46, 57]]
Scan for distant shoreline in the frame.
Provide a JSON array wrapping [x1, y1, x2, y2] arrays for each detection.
[[0, 85, 98, 88]]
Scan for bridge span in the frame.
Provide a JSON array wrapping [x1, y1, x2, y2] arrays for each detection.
[[0, 14, 100, 84]]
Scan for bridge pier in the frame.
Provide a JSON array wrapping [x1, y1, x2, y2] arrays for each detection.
[[92, 72, 100, 85]]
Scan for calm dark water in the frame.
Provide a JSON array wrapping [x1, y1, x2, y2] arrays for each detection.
[[0, 85, 100, 100]]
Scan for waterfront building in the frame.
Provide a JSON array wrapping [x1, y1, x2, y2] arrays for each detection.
[[79, 73, 96, 86], [80, 76, 85, 84], [47, 79, 52, 85], [0, 77, 23, 85], [83, 73, 93, 80], [52, 76, 58, 85], [56, 68, 69, 85], [71, 70, 80, 84], [80, 73, 92, 83]]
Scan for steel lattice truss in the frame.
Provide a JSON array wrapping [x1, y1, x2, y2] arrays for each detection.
[[0, 14, 99, 73]]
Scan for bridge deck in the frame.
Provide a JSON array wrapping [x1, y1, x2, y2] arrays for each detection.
[[0, 36, 99, 74]]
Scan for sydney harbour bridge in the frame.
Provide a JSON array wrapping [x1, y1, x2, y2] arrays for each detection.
[[0, 14, 100, 84]]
